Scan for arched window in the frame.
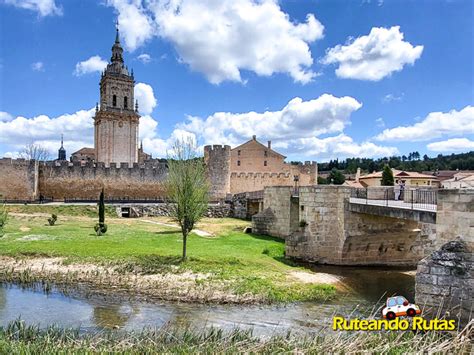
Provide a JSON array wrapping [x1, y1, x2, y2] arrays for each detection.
[[112, 95, 117, 107], [124, 96, 128, 109]]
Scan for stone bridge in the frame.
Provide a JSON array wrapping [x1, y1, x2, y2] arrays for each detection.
[[252, 186, 473, 267]]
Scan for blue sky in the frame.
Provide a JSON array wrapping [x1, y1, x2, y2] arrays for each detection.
[[0, 0, 472, 162]]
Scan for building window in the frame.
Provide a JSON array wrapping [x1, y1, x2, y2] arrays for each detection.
[[237, 160, 241, 166], [238, 150, 241, 156], [112, 95, 117, 107], [264, 160, 267, 166], [301, 205, 304, 211], [264, 150, 268, 157], [124, 96, 128, 109]]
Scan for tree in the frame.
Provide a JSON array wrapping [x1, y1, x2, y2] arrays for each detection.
[[328, 168, 345, 185], [0, 203, 7, 237], [19, 143, 50, 161], [381, 165, 394, 186], [166, 139, 209, 261], [95, 188, 107, 236]]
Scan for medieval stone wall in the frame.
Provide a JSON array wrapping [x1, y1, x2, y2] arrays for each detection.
[[38, 160, 167, 200], [0, 158, 38, 200], [436, 189, 474, 250], [229, 162, 317, 194], [415, 240, 473, 327], [252, 186, 299, 239]]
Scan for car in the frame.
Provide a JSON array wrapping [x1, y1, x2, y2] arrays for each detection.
[[382, 296, 421, 320]]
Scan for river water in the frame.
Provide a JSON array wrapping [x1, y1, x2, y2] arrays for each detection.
[[0, 266, 415, 335]]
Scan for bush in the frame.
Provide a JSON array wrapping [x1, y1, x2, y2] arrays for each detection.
[[94, 223, 108, 236], [0, 203, 7, 237], [47, 214, 57, 226]]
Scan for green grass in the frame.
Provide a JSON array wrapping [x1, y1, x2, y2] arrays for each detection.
[[5, 204, 116, 218], [0, 320, 470, 354], [0, 207, 335, 302]]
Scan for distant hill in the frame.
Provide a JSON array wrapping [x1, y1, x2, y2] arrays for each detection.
[[318, 151, 474, 173]]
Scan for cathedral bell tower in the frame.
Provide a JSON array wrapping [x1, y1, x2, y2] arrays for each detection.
[[94, 24, 140, 167]]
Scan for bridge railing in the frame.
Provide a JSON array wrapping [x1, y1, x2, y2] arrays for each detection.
[[350, 187, 437, 212]]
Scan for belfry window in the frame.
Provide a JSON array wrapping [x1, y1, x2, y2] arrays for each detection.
[[237, 160, 241, 166], [124, 96, 128, 109], [112, 95, 117, 107]]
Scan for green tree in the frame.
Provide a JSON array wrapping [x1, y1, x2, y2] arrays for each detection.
[[328, 168, 345, 185], [95, 188, 107, 236], [0, 203, 7, 237], [166, 139, 209, 261], [381, 165, 394, 186], [317, 176, 328, 185]]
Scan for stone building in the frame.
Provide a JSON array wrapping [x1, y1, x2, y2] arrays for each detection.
[[205, 136, 317, 200]]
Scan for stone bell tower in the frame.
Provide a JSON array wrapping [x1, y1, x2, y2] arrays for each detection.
[[94, 24, 140, 166]]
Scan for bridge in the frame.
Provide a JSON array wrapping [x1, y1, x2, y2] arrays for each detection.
[[252, 186, 473, 267], [348, 188, 437, 224]]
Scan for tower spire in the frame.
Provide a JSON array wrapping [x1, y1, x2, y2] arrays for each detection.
[[61, 134, 64, 148], [115, 19, 120, 44]]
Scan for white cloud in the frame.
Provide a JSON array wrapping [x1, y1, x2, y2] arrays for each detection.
[[376, 117, 385, 128], [0, 109, 95, 147], [382, 93, 403, 103], [175, 94, 396, 160], [4, 0, 62, 16], [293, 134, 398, 160], [179, 94, 362, 146], [107, 0, 324, 84], [137, 53, 151, 63], [0, 112, 13, 122], [427, 138, 474, 152], [74, 56, 107, 76], [134, 83, 157, 115], [106, 0, 155, 51], [322, 26, 423, 81], [31, 61, 44, 71], [376, 106, 474, 141]]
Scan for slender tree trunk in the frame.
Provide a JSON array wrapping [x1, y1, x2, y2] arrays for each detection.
[[182, 231, 187, 261]]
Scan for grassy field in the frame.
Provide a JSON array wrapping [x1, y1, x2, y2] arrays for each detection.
[[0, 205, 335, 302], [0, 320, 470, 354]]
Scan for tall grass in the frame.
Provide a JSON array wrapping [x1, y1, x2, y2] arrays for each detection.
[[0, 319, 471, 354]]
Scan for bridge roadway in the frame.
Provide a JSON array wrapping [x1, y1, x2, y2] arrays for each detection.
[[348, 197, 437, 224]]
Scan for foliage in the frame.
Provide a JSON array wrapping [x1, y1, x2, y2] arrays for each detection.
[[317, 176, 327, 185], [318, 151, 474, 173], [0, 319, 470, 353], [328, 168, 345, 185], [94, 223, 108, 236], [47, 214, 57, 226], [96, 188, 107, 236], [381, 165, 395, 186], [18, 143, 51, 161], [166, 139, 209, 260], [0, 215, 336, 302], [0, 203, 7, 237]]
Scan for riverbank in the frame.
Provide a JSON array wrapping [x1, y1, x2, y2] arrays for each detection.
[[0, 319, 471, 354], [0, 207, 337, 303]]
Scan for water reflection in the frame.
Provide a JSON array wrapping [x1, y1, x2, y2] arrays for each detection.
[[0, 267, 415, 334]]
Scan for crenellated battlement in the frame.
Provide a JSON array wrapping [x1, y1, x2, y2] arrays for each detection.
[[204, 144, 231, 153], [231, 172, 291, 179]]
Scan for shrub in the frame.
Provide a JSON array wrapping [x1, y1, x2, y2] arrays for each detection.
[[47, 214, 57, 226], [94, 223, 108, 236]]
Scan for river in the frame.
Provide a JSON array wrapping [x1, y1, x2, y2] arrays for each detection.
[[0, 266, 415, 336]]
